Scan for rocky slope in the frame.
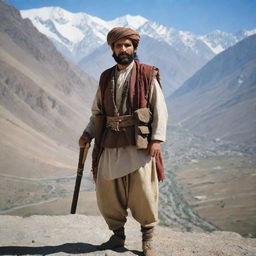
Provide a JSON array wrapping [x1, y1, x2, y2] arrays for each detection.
[[168, 34, 256, 144], [0, 215, 255, 256], [0, 0, 97, 177]]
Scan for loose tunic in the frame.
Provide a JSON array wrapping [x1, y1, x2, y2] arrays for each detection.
[[84, 61, 168, 180]]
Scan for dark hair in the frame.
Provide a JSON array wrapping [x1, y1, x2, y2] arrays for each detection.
[[131, 39, 139, 50]]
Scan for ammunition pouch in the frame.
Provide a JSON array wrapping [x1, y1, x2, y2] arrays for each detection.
[[134, 108, 152, 149]]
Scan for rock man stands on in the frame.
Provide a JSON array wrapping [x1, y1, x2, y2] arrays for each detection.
[[79, 27, 168, 256]]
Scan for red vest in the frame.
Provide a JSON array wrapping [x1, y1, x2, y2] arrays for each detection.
[[98, 60, 165, 181], [99, 60, 157, 148]]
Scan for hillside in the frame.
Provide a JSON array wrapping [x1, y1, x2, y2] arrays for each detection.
[[168, 34, 256, 144], [0, 0, 97, 207]]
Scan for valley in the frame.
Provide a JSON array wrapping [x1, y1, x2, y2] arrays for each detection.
[[162, 125, 256, 237], [175, 155, 256, 237], [1, 124, 255, 238]]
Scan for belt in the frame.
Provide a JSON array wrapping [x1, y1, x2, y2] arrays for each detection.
[[106, 115, 135, 131]]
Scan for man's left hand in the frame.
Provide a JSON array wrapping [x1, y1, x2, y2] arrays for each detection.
[[147, 140, 161, 157]]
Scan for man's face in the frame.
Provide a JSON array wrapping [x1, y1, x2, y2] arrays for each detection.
[[112, 38, 135, 65]]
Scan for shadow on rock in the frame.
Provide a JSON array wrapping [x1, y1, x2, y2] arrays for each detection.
[[112, 246, 142, 255], [0, 242, 143, 255], [0, 243, 97, 255]]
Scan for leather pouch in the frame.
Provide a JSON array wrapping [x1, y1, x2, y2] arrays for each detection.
[[134, 108, 152, 149]]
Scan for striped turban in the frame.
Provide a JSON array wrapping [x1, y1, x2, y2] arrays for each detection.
[[107, 27, 140, 48]]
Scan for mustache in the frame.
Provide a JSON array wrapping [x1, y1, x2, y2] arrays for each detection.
[[118, 53, 129, 57], [112, 52, 138, 65]]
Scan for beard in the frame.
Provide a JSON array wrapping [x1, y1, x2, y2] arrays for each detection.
[[112, 52, 138, 65]]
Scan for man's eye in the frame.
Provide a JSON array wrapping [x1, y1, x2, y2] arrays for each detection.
[[115, 44, 131, 48]]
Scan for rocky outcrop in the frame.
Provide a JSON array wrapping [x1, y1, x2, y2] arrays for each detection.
[[0, 215, 255, 255]]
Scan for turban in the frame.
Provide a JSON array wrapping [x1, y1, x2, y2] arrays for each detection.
[[107, 27, 140, 47]]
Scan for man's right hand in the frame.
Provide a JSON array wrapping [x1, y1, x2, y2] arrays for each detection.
[[79, 133, 90, 148]]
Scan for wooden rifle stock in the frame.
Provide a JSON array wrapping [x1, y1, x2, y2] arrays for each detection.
[[70, 143, 90, 214]]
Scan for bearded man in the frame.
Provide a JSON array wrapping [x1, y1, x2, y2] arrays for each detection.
[[79, 27, 168, 256]]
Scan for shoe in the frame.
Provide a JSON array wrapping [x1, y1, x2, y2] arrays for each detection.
[[142, 240, 156, 256], [97, 234, 125, 250]]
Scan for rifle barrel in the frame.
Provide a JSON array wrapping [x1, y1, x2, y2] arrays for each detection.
[[70, 144, 90, 214]]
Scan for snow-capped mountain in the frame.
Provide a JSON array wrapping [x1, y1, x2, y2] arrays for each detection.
[[21, 7, 148, 62], [20, 6, 256, 95], [21, 6, 256, 63]]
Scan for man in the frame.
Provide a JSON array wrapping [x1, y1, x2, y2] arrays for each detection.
[[79, 27, 168, 256]]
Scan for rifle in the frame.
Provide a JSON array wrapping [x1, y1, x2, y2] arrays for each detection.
[[70, 143, 90, 214]]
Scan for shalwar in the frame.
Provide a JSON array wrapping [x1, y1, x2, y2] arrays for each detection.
[[96, 158, 158, 230]]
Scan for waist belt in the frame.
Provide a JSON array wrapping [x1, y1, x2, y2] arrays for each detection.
[[106, 115, 134, 131]]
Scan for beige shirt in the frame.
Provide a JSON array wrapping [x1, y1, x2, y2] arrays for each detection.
[[85, 61, 168, 180]]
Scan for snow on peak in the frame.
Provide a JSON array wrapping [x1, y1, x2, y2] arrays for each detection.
[[22, 6, 69, 23], [199, 30, 238, 54], [20, 6, 256, 62], [235, 29, 256, 41], [243, 29, 256, 36], [108, 14, 148, 29]]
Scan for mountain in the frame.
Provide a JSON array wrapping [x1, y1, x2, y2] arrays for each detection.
[[20, 6, 255, 63], [0, 0, 97, 177], [20, 7, 148, 63], [168, 34, 256, 144], [20, 7, 256, 94]]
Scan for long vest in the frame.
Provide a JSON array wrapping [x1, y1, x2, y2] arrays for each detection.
[[93, 60, 165, 181]]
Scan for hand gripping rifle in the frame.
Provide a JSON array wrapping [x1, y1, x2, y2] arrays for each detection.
[[70, 143, 90, 214]]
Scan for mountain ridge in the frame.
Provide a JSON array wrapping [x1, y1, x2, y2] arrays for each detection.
[[168, 34, 256, 144], [0, 0, 97, 177], [20, 6, 256, 62], [20, 5, 256, 95]]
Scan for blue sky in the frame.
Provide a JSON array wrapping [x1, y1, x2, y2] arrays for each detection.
[[5, 0, 256, 34]]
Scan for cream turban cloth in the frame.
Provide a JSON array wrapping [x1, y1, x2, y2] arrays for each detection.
[[107, 27, 140, 47]]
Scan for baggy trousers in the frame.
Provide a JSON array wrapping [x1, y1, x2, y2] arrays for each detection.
[[96, 158, 159, 231]]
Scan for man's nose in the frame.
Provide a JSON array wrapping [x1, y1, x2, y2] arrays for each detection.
[[120, 45, 127, 51]]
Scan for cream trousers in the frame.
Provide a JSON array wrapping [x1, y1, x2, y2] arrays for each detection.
[[96, 158, 159, 231]]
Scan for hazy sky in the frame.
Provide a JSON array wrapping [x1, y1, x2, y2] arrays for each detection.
[[5, 0, 256, 34]]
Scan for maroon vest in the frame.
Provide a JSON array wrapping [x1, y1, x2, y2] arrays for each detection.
[[99, 60, 158, 148], [98, 60, 165, 181]]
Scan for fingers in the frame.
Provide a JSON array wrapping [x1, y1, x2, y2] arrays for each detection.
[[150, 148, 160, 158], [79, 134, 88, 148], [147, 141, 161, 157], [152, 149, 160, 158]]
